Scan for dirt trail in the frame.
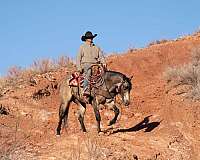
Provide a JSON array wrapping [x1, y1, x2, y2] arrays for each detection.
[[1, 34, 200, 159]]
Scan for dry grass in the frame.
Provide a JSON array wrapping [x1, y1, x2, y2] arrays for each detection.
[[164, 46, 200, 100], [32, 58, 55, 74], [148, 39, 169, 47], [31, 56, 74, 73], [0, 56, 74, 95], [192, 27, 200, 36], [0, 109, 30, 160], [67, 134, 106, 160], [7, 66, 23, 79], [84, 134, 105, 160], [8, 56, 74, 78], [56, 56, 74, 68]]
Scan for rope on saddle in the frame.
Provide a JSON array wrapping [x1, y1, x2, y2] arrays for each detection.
[[89, 64, 105, 89]]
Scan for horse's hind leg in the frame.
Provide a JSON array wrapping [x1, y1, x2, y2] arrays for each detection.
[[77, 101, 87, 132], [56, 100, 70, 135], [92, 98, 101, 133], [107, 101, 120, 126]]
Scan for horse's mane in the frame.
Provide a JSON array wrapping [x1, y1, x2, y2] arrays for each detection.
[[105, 70, 132, 88], [106, 70, 126, 77], [106, 70, 128, 79]]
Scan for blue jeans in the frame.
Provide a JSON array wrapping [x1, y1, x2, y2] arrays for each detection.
[[83, 63, 92, 92]]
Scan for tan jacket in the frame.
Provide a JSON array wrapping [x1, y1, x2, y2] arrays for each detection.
[[76, 43, 106, 71]]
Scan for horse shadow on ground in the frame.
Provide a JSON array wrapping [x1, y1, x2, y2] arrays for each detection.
[[106, 115, 162, 134]]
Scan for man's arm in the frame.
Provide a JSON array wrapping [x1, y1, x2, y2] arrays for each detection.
[[76, 46, 83, 72], [98, 47, 106, 65]]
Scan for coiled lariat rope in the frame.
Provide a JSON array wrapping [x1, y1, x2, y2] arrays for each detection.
[[90, 73, 105, 88], [86, 64, 105, 89], [82, 64, 114, 98]]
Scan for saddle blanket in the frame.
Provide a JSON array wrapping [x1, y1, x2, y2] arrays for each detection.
[[69, 72, 84, 87]]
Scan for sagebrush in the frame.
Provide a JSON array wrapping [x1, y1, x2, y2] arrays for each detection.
[[164, 47, 200, 100]]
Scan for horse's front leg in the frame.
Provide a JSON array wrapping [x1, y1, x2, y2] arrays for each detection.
[[92, 98, 101, 133], [107, 100, 120, 126]]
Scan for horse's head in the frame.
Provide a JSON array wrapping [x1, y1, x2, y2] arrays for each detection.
[[119, 76, 133, 106], [105, 71, 133, 106]]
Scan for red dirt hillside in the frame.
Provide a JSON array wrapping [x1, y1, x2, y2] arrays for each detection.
[[0, 33, 200, 160]]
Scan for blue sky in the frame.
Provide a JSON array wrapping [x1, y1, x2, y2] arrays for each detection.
[[0, 0, 200, 76]]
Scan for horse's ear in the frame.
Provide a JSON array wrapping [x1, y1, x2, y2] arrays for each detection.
[[129, 75, 133, 80]]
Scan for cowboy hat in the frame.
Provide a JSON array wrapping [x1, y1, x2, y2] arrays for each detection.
[[81, 31, 97, 41]]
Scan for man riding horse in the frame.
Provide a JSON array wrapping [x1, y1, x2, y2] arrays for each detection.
[[56, 31, 132, 135], [76, 31, 107, 100]]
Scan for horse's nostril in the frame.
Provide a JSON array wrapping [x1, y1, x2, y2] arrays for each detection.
[[124, 101, 129, 106]]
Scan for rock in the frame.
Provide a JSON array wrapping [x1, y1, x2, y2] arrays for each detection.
[[0, 104, 9, 115], [133, 154, 138, 160]]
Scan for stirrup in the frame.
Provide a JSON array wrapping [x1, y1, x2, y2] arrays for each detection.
[[83, 86, 90, 95], [83, 90, 90, 96]]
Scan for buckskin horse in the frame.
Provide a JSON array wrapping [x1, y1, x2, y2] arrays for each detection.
[[56, 66, 132, 135]]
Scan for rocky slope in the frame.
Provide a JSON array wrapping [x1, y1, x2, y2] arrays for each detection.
[[0, 33, 200, 160]]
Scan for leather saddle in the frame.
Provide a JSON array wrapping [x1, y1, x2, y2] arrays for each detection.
[[69, 64, 104, 87]]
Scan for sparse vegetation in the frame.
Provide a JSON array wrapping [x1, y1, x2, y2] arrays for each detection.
[[148, 39, 169, 47], [0, 56, 75, 96], [67, 134, 106, 160], [32, 58, 56, 74], [164, 46, 200, 100], [56, 56, 74, 68], [7, 66, 23, 79], [8, 56, 74, 78], [0, 110, 30, 160], [31, 56, 74, 73], [193, 27, 200, 36]]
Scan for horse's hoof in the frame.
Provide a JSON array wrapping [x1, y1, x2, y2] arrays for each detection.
[[56, 131, 61, 137], [105, 131, 111, 136], [98, 131, 104, 136], [56, 134, 61, 137], [108, 120, 115, 126], [82, 128, 87, 132]]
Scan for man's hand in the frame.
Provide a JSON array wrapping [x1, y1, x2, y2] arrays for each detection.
[[103, 64, 107, 70]]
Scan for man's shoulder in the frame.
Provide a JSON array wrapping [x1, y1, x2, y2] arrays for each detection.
[[79, 43, 101, 50], [78, 44, 87, 51], [92, 44, 101, 50], [79, 43, 85, 48]]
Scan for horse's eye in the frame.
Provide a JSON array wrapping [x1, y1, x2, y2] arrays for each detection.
[[123, 85, 128, 90]]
